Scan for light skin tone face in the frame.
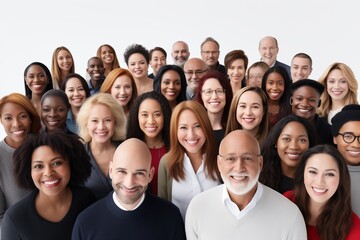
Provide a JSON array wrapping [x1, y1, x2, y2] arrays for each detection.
[[177, 109, 206, 158], [86, 104, 115, 144], [326, 69, 349, 105], [109, 139, 154, 210], [291, 57, 312, 82], [1, 102, 31, 148], [247, 66, 265, 87], [304, 153, 339, 206], [183, 58, 207, 92], [41, 96, 67, 132], [138, 99, 164, 142], [265, 72, 285, 102], [259, 37, 278, 67], [160, 70, 181, 104], [128, 53, 149, 79], [201, 78, 226, 115], [100, 46, 115, 65], [276, 121, 309, 178], [291, 86, 320, 121], [171, 41, 190, 67], [217, 130, 263, 208], [334, 121, 360, 166], [65, 77, 87, 108], [110, 75, 133, 107], [236, 91, 264, 136], [227, 59, 245, 84], [57, 50, 73, 72], [25, 65, 48, 95], [149, 50, 166, 75], [201, 41, 220, 67], [31, 146, 71, 198], [87, 58, 105, 82]]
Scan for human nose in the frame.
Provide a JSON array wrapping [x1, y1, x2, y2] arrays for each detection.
[[289, 139, 300, 149], [245, 106, 252, 114], [233, 157, 244, 171], [148, 114, 155, 124], [315, 174, 325, 185], [44, 165, 54, 176], [124, 174, 135, 188]]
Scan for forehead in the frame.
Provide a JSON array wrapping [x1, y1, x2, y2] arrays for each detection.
[[221, 135, 259, 155], [292, 86, 320, 98], [129, 53, 146, 61], [260, 38, 277, 48], [306, 153, 338, 170], [239, 90, 262, 103], [152, 50, 165, 57], [202, 78, 221, 89], [58, 49, 70, 56], [202, 41, 218, 50], [42, 95, 66, 106], [292, 57, 311, 66], [184, 60, 205, 70], [339, 121, 360, 133], [173, 43, 187, 50], [88, 58, 102, 66], [280, 121, 307, 135]]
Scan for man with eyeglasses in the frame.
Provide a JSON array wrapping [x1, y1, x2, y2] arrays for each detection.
[[200, 37, 226, 75], [183, 58, 207, 100], [185, 130, 306, 240], [332, 104, 360, 216]]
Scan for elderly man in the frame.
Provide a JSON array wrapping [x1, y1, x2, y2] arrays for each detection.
[[72, 138, 186, 240], [258, 36, 290, 77], [183, 58, 207, 100], [185, 130, 306, 240], [171, 41, 190, 68], [332, 104, 360, 216]]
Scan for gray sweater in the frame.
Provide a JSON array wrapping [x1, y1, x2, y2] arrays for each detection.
[[0, 140, 30, 224]]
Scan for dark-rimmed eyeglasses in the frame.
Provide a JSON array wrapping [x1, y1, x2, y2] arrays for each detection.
[[338, 132, 360, 144]]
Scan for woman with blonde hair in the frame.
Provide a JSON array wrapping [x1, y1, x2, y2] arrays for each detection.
[[225, 86, 269, 145], [77, 93, 127, 199], [51, 46, 75, 89], [0, 93, 41, 223], [96, 44, 120, 77], [318, 62, 358, 124], [158, 101, 221, 219], [100, 68, 138, 118]]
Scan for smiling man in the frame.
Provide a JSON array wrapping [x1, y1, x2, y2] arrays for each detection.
[[86, 56, 105, 95], [331, 104, 360, 216], [185, 130, 306, 240], [72, 138, 185, 240]]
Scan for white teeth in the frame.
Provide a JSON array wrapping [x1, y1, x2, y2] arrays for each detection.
[[232, 176, 246, 180], [348, 150, 360, 156], [187, 140, 198, 144], [298, 109, 310, 113], [12, 130, 25, 135], [43, 180, 59, 185], [313, 187, 326, 193], [287, 153, 300, 159]]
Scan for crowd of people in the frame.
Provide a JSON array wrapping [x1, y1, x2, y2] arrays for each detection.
[[0, 35, 359, 239]]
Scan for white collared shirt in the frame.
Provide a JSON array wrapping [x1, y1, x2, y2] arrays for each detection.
[[172, 153, 221, 219], [112, 192, 145, 211], [222, 183, 263, 220]]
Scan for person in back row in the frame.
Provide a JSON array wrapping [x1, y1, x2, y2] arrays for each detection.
[[185, 130, 306, 239]]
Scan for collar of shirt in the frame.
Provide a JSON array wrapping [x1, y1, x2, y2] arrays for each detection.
[[222, 182, 263, 220], [112, 192, 145, 211]]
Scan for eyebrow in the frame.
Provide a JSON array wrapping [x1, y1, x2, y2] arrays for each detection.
[[307, 166, 337, 172], [116, 167, 148, 173]]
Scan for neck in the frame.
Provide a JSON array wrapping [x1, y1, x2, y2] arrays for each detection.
[[37, 186, 71, 205], [331, 99, 345, 110], [280, 162, 296, 178], [90, 139, 114, 152], [91, 79, 102, 89], [145, 135, 164, 148], [207, 111, 223, 129], [229, 184, 257, 210], [71, 105, 80, 119], [308, 199, 324, 226], [60, 69, 69, 80], [231, 82, 242, 94]]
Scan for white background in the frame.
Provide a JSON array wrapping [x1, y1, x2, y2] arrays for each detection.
[[1, 0, 359, 139]]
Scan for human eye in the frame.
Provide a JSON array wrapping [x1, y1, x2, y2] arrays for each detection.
[[216, 89, 225, 94], [58, 107, 66, 113], [309, 98, 317, 103], [91, 119, 98, 123], [52, 159, 64, 167], [154, 112, 162, 118], [295, 97, 303, 101], [19, 113, 29, 120], [241, 154, 254, 161], [162, 81, 170, 85], [3, 116, 12, 121], [225, 156, 236, 162], [179, 125, 187, 130], [328, 79, 335, 84], [42, 107, 50, 113], [325, 172, 336, 177], [33, 164, 43, 170], [124, 84, 131, 89], [135, 171, 146, 177], [105, 118, 112, 122], [340, 79, 348, 84], [299, 138, 308, 144], [238, 104, 246, 109], [308, 170, 317, 175], [194, 123, 201, 129], [186, 71, 194, 75], [141, 112, 148, 117], [343, 133, 355, 142], [252, 104, 260, 109], [130, 63, 135, 66], [175, 80, 181, 86], [282, 137, 291, 142], [27, 74, 35, 79]]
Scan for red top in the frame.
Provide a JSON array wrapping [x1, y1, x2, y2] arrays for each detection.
[[149, 145, 167, 195], [284, 190, 360, 240]]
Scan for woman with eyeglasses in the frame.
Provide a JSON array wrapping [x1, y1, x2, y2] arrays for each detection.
[[195, 71, 233, 151]]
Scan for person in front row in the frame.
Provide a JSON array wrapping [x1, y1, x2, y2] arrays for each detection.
[[72, 138, 186, 240], [185, 130, 306, 240]]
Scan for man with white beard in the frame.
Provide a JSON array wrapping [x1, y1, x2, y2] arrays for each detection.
[[171, 41, 190, 69], [185, 130, 306, 240]]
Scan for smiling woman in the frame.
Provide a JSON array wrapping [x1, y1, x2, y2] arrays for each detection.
[[1, 130, 95, 240]]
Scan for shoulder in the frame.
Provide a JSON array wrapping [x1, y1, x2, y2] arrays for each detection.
[[4, 190, 35, 218], [261, 184, 299, 210], [145, 193, 180, 213], [189, 185, 223, 207], [75, 192, 111, 220]]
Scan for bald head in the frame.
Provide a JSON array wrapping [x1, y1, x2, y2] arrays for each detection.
[[183, 58, 207, 91], [113, 138, 151, 168], [220, 130, 260, 156]]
